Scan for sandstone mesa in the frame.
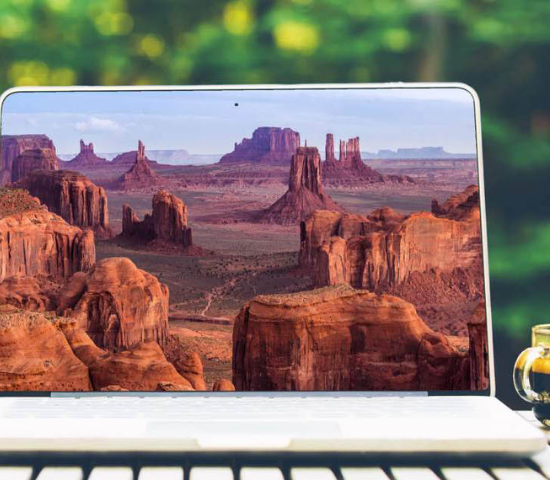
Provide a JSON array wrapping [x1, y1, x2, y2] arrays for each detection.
[[233, 285, 484, 391], [220, 127, 300, 165], [11, 147, 59, 184], [20, 169, 113, 239], [0, 134, 56, 186], [0, 208, 95, 283]]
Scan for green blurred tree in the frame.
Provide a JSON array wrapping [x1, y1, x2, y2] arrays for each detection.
[[1, 0, 550, 405]]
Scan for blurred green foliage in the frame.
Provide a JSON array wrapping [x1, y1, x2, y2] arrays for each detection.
[[1, 0, 549, 405]]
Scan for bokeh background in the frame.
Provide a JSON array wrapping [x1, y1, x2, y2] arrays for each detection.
[[1, 0, 549, 407]]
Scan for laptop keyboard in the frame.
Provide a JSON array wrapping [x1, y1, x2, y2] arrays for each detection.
[[1, 397, 544, 479], [3, 397, 506, 420], [0, 456, 549, 480]]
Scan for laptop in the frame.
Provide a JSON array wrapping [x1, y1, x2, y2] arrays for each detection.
[[0, 84, 544, 457]]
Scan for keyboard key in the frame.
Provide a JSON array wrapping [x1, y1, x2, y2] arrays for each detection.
[[340, 467, 390, 479], [490, 467, 545, 479], [138, 467, 183, 480], [36, 467, 84, 480], [88, 467, 134, 480], [390, 467, 439, 480], [189, 467, 234, 480], [36, 467, 83, 480], [441, 467, 492, 479], [290, 468, 337, 480], [530, 447, 550, 477], [240, 468, 284, 480], [0, 467, 33, 480]]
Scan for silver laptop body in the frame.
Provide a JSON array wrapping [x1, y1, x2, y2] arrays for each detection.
[[0, 84, 544, 456]]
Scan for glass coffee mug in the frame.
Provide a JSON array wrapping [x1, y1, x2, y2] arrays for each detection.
[[514, 324, 550, 425]]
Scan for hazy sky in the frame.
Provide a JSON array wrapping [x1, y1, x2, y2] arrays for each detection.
[[1, 88, 477, 155]]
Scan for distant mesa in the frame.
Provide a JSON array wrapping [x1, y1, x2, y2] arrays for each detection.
[[20, 169, 113, 239], [366, 146, 476, 160], [219, 127, 300, 165], [122, 189, 194, 250], [258, 145, 344, 225], [323, 133, 413, 186], [115, 140, 161, 191], [232, 285, 474, 391], [66, 140, 108, 167], [0, 134, 56, 186], [0, 189, 95, 284], [11, 147, 58, 184]]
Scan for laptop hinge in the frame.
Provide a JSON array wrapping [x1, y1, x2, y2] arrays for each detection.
[[51, 391, 430, 398]]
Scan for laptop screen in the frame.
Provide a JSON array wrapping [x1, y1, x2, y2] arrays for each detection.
[[0, 86, 489, 394]]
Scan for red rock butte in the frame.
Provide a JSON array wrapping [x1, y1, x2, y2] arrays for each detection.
[[11, 147, 58, 184], [258, 146, 344, 225], [219, 127, 301, 165], [57, 257, 169, 351], [232, 285, 483, 391], [20, 169, 113, 239], [122, 189, 193, 248], [323, 133, 413, 186], [1, 134, 55, 185], [116, 140, 161, 190], [65, 140, 108, 167], [300, 185, 482, 336], [0, 189, 95, 283]]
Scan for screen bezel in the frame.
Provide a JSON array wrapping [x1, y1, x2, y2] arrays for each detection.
[[0, 83, 494, 397]]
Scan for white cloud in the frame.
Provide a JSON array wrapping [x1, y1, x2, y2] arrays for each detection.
[[75, 116, 125, 133]]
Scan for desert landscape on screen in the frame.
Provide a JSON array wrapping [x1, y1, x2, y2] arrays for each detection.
[[0, 89, 489, 391]]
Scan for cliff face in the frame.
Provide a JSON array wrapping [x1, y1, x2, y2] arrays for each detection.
[[21, 170, 113, 239], [300, 186, 483, 336], [322, 134, 412, 186], [432, 184, 480, 221], [258, 146, 344, 225], [0, 134, 55, 185], [0, 276, 58, 312], [59, 320, 193, 391], [116, 140, 160, 190], [121, 190, 193, 248], [11, 148, 58, 183], [467, 301, 489, 390], [232, 285, 469, 391], [66, 140, 107, 167], [0, 210, 95, 283], [57, 257, 169, 351], [219, 127, 301, 165], [0, 309, 92, 391]]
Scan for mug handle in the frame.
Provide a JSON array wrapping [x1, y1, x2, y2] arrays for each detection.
[[514, 346, 546, 403]]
